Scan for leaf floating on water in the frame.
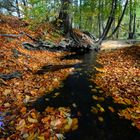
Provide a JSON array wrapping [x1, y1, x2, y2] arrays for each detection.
[[91, 88, 98, 93], [100, 107, 105, 113], [98, 97, 105, 102], [96, 104, 105, 113], [72, 103, 77, 108], [98, 116, 104, 122], [96, 104, 102, 108], [91, 106, 98, 114], [95, 86, 100, 89], [89, 85, 93, 88], [45, 98, 50, 101], [92, 95, 98, 100], [131, 122, 135, 127], [123, 98, 131, 105], [95, 67, 106, 73], [71, 118, 78, 131], [64, 124, 71, 132], [54, 92, 60, 97], [56, 133, 65, 140], [99, 90, 104, 94], [108, 106, 115, 113]]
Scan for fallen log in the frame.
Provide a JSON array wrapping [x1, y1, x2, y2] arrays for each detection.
[[0, 33, 22, 38], [0, 71, 22, 80]]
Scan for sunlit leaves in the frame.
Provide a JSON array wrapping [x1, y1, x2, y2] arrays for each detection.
[[93, 45, 140, 130], [0, 15, 79, 138]]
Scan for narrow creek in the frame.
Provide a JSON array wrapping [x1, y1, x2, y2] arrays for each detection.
[[33, 51, 140, 140]]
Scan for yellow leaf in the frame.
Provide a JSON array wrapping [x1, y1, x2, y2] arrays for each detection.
[[38, 136, 45, 140], [28, 116, 38, 123], [98, 116, 104, 122], [16, 119, 26, 130]]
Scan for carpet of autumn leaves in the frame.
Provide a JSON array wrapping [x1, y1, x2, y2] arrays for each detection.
[[0, 14, 79, 139], [93, 45, 140, 130]]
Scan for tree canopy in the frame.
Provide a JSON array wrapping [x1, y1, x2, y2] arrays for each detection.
[[1, 0, 140, 39]]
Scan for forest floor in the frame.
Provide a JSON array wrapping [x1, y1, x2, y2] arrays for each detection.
[[93, 45, 140, 130], [0, 14, 140, 139], [0, 14, 79, 139]]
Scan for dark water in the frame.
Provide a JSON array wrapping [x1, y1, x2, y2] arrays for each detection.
[[33, 51, 140, 140]]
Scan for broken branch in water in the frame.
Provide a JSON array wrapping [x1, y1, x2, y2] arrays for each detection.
[[0, 71, 22, 80]]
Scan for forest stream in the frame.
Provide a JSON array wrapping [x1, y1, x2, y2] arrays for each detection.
[[33, 50, 140, 140]]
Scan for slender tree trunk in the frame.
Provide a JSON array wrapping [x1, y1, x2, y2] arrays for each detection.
[[107, 0, 128, 38], [79, 0, 82, 29], [101, 1, 105, 36], [16, 0, 20, 18], [98, 0, 101, 37], [128, 0, 133, 39], [132, 0, 136, 39], [97, 0, 118, 44], [132, 12, 136, 38], [116, 17, 120, 39]]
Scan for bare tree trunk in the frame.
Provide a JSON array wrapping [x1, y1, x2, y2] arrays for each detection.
[[98, 0, 101, 37], [107, 0, 128, 39], [132, 12, 136, 38], [132, 0, 136, 39], [16, 0, 20, 18], [79, 0, 82, 29], [58, 0, 72, 35], [128, 0, 133, 39], [101, 1, 105, 34], [97, 0, 118, 45], [22, 0, 27, 6]]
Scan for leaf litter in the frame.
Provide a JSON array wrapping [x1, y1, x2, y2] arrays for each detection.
[[0, 14, 79, 139], [92, 45, 140, 130]]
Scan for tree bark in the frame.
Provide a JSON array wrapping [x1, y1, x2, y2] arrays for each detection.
[[128, 0, 133, 39], [107, 0, 128, 39], [58, 0, 72, 35], [98, 0, 101, 37], [97, 0, 118, 45], [15, 0, 21, 18], [79, 0, 82, 29]]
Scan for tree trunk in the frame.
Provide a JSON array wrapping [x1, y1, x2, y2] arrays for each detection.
[[79, 0, 82, 29], [97, 0, 118, 45], [101, 1, 105, 34], [16, 0, 21, 18], [58, 0, 72, 35], [132, 12, 136, 38], [98, 0, 101, 37], [107, 0, 128, 39], [132, 0, 136, 39], [128, 0, 133, 39]]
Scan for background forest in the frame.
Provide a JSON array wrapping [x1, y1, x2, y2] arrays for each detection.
[[0, 0, 140, 40]]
